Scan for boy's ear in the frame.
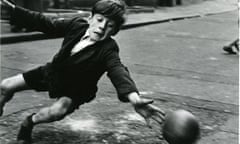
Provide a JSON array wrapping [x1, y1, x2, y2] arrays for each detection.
[[111, 26, 120, 36], [89, 13, 93, 18], [86, 13, 93, 23]]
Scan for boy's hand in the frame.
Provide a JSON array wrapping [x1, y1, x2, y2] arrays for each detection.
[[133, 98, 165, 127], [1, 0, 15, 9], [127, 92, 165, 127]]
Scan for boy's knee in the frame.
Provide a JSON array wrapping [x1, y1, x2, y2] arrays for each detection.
[[1, 78, 15, 95], [1, 74, 28, 95], [50, 97, 73, 120], [49, 109, 65, 121]]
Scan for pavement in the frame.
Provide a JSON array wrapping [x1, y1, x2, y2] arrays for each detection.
[[0, 0, 239, 144], [0, 0, 238, 44]]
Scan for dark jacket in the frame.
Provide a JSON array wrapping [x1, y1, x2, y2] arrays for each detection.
[[11, 6, 138, 102]]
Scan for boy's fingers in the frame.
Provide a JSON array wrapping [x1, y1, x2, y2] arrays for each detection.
[[150, 105, 165, 115], [143, 99, 154, 105], [154, 112, 165, 121], [134, 99, 153, 108], [138, 98, 153, 105], [151, 115, 163, 125]]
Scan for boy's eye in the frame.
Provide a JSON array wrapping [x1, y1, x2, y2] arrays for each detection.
[[97, 17, 103, 22], [108, 21, 116, 27], [108, 23, 114, 27]]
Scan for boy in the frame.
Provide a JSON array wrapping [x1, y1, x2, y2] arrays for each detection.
[[0, 0, 165, 143]]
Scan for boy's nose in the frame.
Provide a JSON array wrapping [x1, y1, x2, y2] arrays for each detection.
[[99, 21, 107, 30]]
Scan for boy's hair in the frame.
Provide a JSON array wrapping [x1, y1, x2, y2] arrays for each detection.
[[92, 0, 126, 35]]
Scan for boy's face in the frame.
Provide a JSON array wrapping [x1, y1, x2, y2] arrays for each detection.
[[88, 13, 116, 41]]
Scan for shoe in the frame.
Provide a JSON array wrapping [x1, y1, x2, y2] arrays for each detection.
[[17, 114, 35, 144], [223, 46, 237, 54], [17, 126, 32, 144]]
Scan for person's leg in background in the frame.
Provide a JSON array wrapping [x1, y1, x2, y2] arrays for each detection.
[[223, 39, 239, 54]]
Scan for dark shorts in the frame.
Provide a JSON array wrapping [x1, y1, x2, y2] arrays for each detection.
[[23, 66, 49, 92], [22, 66, 96, 109]]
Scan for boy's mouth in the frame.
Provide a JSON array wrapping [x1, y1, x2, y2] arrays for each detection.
[[94, 32, 104, 37]]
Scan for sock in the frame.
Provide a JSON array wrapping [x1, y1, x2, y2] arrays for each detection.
[[17, 113, 36, 142], [22, 113, 35, 128]]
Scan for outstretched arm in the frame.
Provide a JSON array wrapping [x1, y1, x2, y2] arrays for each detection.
[[104, 41, 165, 126], [1, 0, 73, 36], [1, 0, 15, 9]]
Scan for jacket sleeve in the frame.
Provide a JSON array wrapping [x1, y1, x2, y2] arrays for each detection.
[[10, 6, 73, 37], [104, 41, 139, 102]]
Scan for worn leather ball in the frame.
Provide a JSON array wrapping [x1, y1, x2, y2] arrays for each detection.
[[162, 109, 200, 144]]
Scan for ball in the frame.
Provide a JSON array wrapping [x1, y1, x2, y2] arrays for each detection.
[[162, 109, 200, 144]]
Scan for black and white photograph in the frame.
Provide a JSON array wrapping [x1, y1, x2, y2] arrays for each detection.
[[0, 0, 238, 144]]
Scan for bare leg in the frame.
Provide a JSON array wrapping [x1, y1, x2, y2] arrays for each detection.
[[32, 97, 75, 124], [0, 74, 30, 116], [17, 96, 75, 143]]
